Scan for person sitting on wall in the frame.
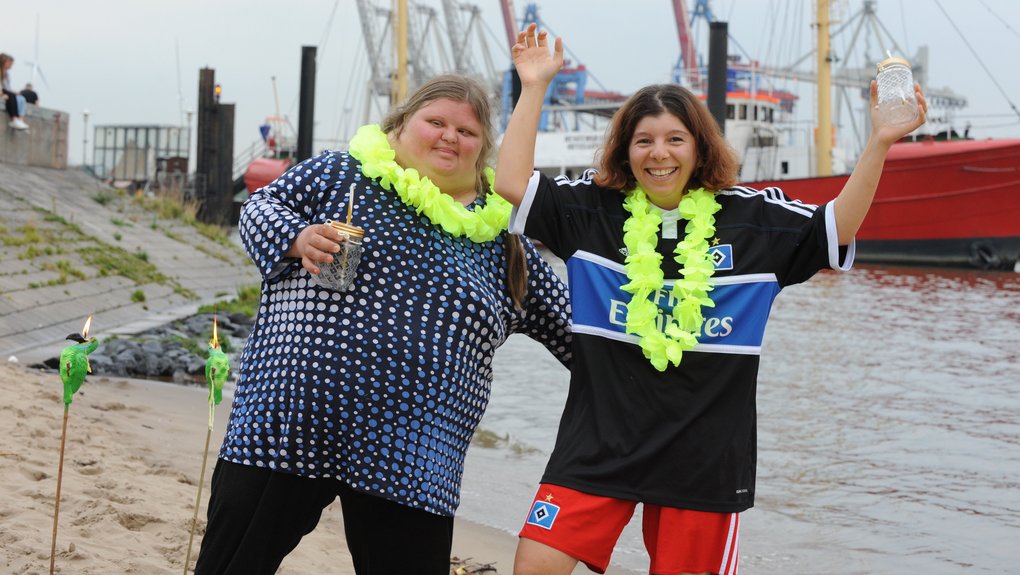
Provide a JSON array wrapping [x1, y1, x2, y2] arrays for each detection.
[[21, 83, 38, 105], [0, 53, 29, 130]]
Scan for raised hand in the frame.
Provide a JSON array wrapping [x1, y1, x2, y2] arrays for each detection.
[[870, 80, 928, 145], [512, 22, 564, 88]]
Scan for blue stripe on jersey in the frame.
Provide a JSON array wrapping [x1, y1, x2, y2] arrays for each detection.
[[567, 251, 780, 355]]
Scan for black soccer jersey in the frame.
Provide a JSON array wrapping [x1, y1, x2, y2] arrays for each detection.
[[510, 170, 854, 512]]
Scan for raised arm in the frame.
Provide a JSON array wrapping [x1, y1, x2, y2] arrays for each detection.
[[833, 81, 927, 244], [493, 23, 564, 206]]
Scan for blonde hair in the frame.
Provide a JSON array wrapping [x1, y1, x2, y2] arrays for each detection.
[[379, 75, 529, 310], [381, 74, 496, 196]]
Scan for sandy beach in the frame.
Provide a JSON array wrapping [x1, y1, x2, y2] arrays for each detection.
[[0, 362, 530, 575]]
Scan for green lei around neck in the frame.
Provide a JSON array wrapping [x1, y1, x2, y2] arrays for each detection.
[[621, 186, 722, 371], [347, 124, 512, 243]]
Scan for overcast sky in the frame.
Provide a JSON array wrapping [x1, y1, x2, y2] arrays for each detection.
[[5, 0, 1020, 169]]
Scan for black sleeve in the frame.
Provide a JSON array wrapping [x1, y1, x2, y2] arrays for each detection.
[[509, 169, 609, 262]]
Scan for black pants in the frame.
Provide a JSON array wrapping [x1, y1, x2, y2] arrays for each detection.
[[3, 89, 19, 119], [193, 460, 454, 575]]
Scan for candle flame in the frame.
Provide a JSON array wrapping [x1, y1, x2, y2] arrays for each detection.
[[81, 315, 93, 339], [211, 316, 220, 349]]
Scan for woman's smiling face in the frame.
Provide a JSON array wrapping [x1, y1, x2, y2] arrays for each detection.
[[628, 112, 699, 209]]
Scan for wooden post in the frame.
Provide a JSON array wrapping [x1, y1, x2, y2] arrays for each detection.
[[707, 21, 729, 135], [195, 68, 236, 224], [297, 46, 317, 163]]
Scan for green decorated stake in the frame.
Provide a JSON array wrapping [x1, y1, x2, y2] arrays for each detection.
[[184, 316, 230, 574], [51, 315, 99, 575]]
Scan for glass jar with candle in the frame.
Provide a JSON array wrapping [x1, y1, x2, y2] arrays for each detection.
[[311, 220, 365, 291], [876, 56, 918, 125]]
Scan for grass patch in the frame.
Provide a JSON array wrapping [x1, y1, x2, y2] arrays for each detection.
[[0, 222, 42, 246], [79, 245, 168, 285], [173, 284, 198, 299], [167, 334, 205, 358], [198, 284, 261, 317], [131, 289, 146, 303], [92, 188, 122, 206], [133, 189, 201, 223], [19, 245, 64, 260], [194, 221, 233, 247], [27, 259, 87, 288], [166, 330, 235, 359], [33, 208, 83, 235], [110, 218, 133, 227], [46, 259, 88, 280]]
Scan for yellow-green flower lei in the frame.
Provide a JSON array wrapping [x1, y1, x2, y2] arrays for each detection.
[[347, 123, 512, 243], [621, 186, 722, 371]]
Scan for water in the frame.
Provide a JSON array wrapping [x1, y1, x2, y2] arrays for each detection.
[[459, 263, 1020, 574]]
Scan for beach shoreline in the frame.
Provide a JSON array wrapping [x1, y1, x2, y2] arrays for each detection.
[[0, 362, 637, 575]]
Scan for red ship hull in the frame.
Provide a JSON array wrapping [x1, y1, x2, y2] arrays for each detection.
[[747, 139, 1020, 269]]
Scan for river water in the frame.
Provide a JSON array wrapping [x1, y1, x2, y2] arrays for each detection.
[[458, 262, 1020, 574]]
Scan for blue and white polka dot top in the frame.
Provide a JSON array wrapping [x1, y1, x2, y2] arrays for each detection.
[[223, 150, 572, 516]]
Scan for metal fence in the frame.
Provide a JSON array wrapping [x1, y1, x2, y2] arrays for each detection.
[[91, 125, 190, 184]]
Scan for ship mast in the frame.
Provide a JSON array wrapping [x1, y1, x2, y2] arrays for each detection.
[[816, 0, 833, 176], [393, 0, 408, 103]]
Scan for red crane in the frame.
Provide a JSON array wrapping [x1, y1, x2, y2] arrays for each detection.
[[671, 0, 699, 87], [499, 0, 518, 49]]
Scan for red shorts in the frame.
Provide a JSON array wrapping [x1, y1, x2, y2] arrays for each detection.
[[518, 484, 740, 575]]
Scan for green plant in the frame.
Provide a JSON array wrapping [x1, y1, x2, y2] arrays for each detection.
[[197, 284, 261, 317], [18, 245, 62, 260], [194, 221, 233, 247], [79, 245, 168, 285], [131, 289, 146, 303], [27, 259, 88, 287], [92, 189, 119, 206], [0, 222, 42, 246]]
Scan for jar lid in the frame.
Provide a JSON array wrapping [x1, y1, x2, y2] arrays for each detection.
[[326, 219, 365, 238], [877, 57, 911, 72]]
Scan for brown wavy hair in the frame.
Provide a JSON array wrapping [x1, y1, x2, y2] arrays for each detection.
[[380, 74, 529, 310], [0, 54, 13, 85], [594, 84, 739, 193]]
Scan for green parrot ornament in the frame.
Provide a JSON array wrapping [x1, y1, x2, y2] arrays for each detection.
[[204, 317, 230, 427], [51, 316, 99, 574], [185, 316, 231, 572], [59, 331, 99, 406]]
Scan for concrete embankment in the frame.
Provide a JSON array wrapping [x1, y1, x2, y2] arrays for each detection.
[[0, 161, 260, 364]]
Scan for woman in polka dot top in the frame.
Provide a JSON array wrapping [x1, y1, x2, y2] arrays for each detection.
[[193, 75, 573, 575]]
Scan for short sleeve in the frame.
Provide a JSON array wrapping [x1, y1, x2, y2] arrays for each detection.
[[509, 169, 609, 262]]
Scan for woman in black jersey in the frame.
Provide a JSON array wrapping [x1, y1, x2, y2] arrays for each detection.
[[494, 24, 927, 575]]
